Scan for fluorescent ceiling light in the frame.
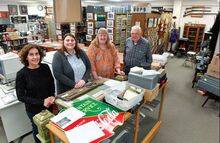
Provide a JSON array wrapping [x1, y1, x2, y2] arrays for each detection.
[[84, 0, 100, 3], [19, 1, 36, 3]]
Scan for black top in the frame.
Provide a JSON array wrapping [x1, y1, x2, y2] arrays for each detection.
[[16, 63, 55, 113], [52, 49, 91, 94]]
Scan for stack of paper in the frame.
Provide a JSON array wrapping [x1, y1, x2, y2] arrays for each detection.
[[51, 97, 125, 143], [65, 121, 105, 143], [50, 107, 85, 129]]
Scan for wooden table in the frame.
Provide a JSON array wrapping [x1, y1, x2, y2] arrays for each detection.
[[36, 42, 62, 52], [46, 82, 167, 143], [140, 81, 167, 143], [46, 112, 132, 143]]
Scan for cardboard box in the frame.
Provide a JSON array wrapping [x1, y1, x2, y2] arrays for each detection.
[[144, 84, 160, 102], [211, 53, 220, 66], [207, 64, 220, 79], [151, 61, 161, 71]]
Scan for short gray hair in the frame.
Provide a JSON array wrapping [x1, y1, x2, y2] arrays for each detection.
[[131, 25, 142, 33]]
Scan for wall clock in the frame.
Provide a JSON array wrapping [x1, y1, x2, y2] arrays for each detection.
[[37, 5, 43, 11]]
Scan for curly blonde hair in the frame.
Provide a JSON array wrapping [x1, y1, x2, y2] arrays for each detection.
[[18, 44, 45, 66]]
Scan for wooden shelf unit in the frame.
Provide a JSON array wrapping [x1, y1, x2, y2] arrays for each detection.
[[86, 12, 106, 43], [131, 13, 161, 37], [183, 23, 205, 52], [6, 37, 28, 51], [131, 13, 161, 49], [114, 13, 132, 52]]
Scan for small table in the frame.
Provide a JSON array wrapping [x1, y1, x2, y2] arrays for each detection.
[[46, 112, 132, 143], [46, 82, 167, 143]]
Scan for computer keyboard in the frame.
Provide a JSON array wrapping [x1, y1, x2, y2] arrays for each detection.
[[0, 84, 15, 94]]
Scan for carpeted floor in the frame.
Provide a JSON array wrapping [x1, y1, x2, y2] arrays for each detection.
[[1, 57, 219, 143], [151, 57, 219, 143]]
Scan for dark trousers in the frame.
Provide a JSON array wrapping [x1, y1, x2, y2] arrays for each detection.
[[26, 111, 41, 143]]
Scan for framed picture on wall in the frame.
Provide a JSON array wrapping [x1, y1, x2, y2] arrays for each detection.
[[107, 20, 114, 27], [8, 5, 18, 15], [109, 34, 113, 42], [87, 22, 93, 29], [19, 5, 28, 15], [107, 28, 113, 34], [107, 12, 114, 20], [87, 13, 93, 20], [87, 28, 93, 35], [86, 35, 92, 41], [147, 18, 154, 28], [153, 18, 158, 27], [46, 7, 53, 15]]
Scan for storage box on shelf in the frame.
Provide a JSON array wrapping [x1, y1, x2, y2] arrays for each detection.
[[206, 53, 220, 79], [144, 84, 160, 102]]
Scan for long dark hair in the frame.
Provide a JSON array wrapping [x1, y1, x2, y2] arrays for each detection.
[[59, 33, 80, 58]]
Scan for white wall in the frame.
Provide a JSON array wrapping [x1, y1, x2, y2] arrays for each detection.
[[178, 0, 219, 37], [0, 4, 47, 16], [0, 3, 51, 31]]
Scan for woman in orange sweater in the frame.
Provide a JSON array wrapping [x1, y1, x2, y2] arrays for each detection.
[[87, 28, 124, 79]]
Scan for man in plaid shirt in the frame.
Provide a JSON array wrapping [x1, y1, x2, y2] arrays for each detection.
[[123, 25, 152, 75]]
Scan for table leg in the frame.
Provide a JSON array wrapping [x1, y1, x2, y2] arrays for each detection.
[[134, 108, 140, 143], [49, 131, 55, 143]]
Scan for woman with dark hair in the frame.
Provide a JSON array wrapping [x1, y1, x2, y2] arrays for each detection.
[[16, 44, 55, 143], [52, 33, 91, 94]]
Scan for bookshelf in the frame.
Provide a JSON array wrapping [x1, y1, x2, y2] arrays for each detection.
[[56, 23, 70, 41], [6, 37, 28, 51], [55, 7, 87, 43], [183, 23, 205, 52]]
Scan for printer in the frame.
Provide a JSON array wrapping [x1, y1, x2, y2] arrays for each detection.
[[0, 52, 23, 84]]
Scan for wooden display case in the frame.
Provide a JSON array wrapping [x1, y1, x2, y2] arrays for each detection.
[[131, 13, 161, 37], [183, 23, 205, 52], [131, 13, 161, 49]]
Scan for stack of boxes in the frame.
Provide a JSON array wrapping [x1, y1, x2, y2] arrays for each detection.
[[207, 53, 220, 79]]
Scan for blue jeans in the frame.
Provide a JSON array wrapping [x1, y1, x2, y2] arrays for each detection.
[[26, 111, 41, 143]]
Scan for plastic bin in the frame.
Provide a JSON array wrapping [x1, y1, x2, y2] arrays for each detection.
[[104, 85, 144, 111]]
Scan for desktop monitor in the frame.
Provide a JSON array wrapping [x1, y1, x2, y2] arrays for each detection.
[[0, 52, 24, 83]]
